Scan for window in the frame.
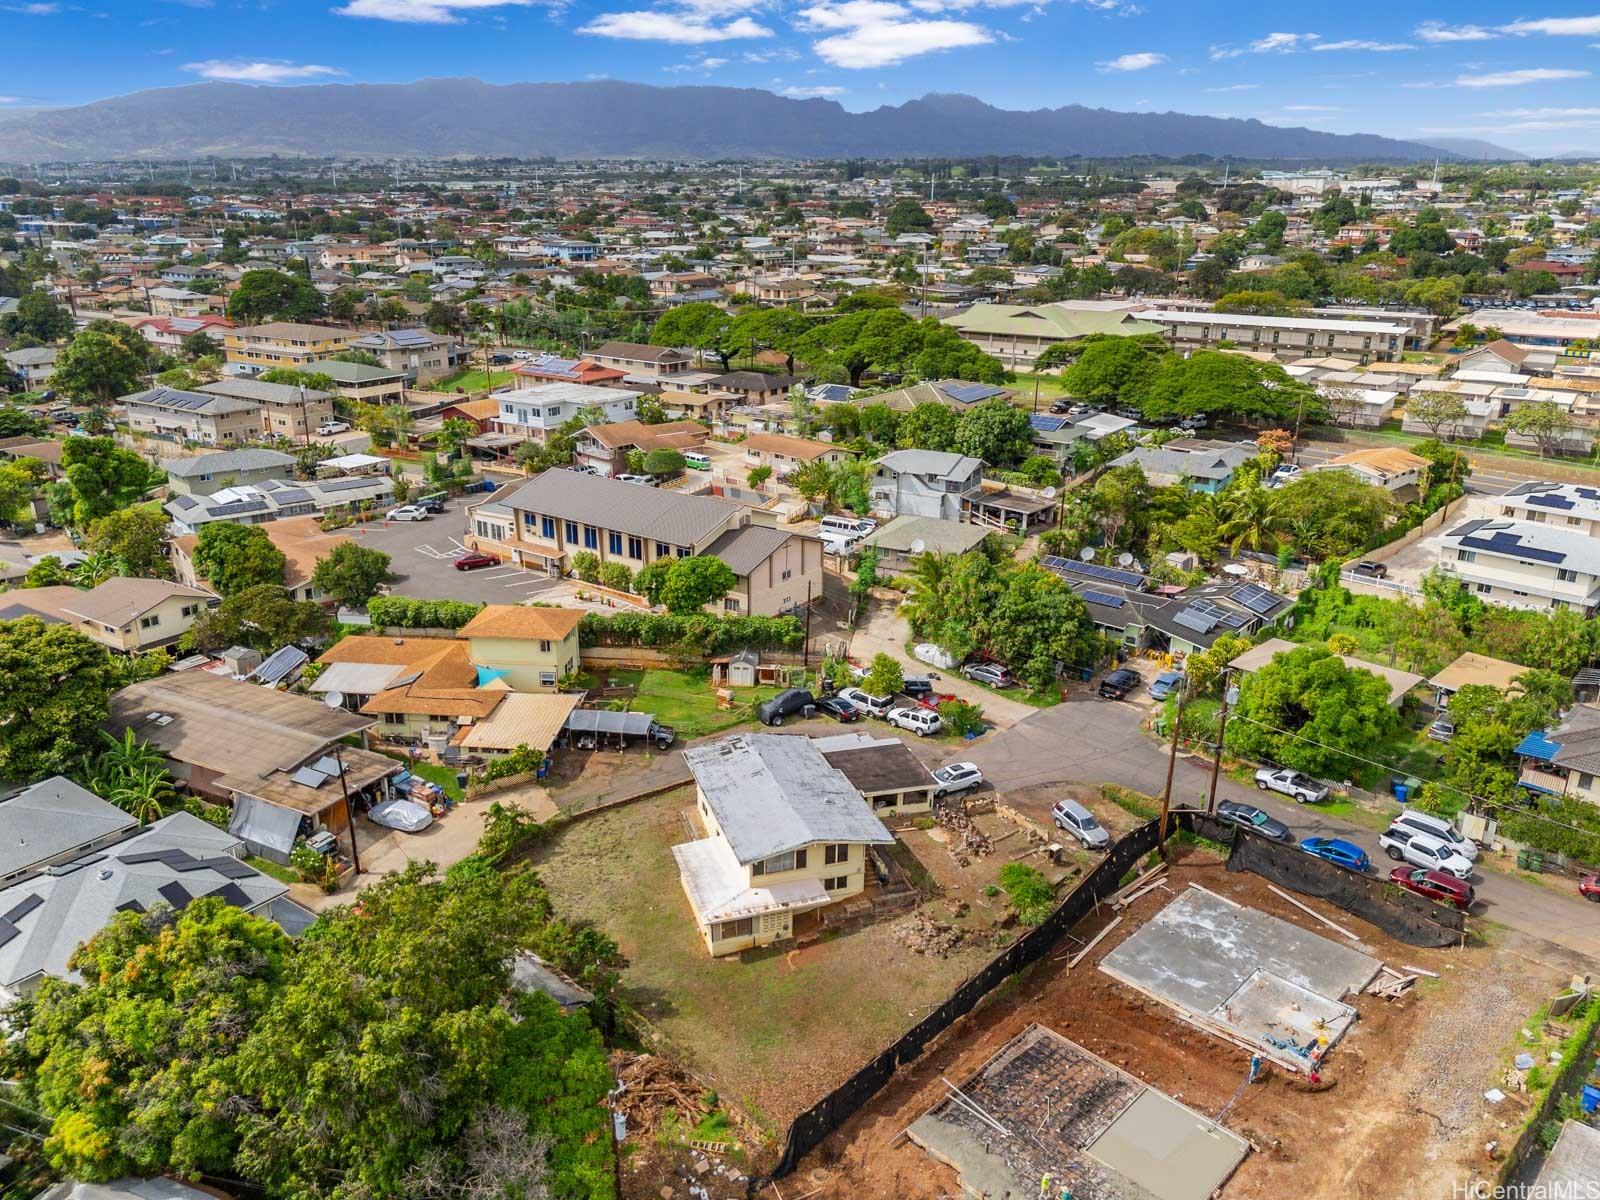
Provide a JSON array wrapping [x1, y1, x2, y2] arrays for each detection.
[[677, 545, 690, 558], [539, 671, 557, 686], [539, 639, 552, 653], [429, 714, 452, 723], [751, 848, 805, 876], [566, 521, 579, 543], [540, 516, 557, 539], [824, 843, 850, 865], [584, 526, 598, 550], [824, 876, 848, 891], [1558, 568, 1579, 583], [717, 918, 754, 940], [1475, 583, 1491, 594], [140, 615, 160, 629], [1582, 773, 1595, 791], [657, 542, 671, 558], [608, 531, 623, 555], [781, 567, 792, 581], [724, 597, 741, 612], [1457, 549, 1477, 563], [384, 712, 406, 725], [180, 604, 199, 618], [627, 536, 644, 560]]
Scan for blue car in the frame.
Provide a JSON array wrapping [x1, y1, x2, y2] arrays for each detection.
[[1299, 836, 1370, 873], [1150, 671, 1185, 701]]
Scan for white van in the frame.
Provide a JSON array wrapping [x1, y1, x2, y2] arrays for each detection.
[[1390, 810, 1479, 861], [684, 451, 712, 471], [820, 514, 876, 538], [820, 531, 863, 556]]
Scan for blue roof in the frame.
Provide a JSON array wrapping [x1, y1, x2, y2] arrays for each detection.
[[1515, 728, 1561, 762]]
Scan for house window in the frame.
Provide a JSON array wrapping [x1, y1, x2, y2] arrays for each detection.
[[824, 876, 848, 891], [724, 597, 741, 612], [1457, 549, 1477, 563], [539, 639, 552, 653], [1558, 568, 1579, 583], [750, 848, 805, 876], [541, 516, 556, 540], [566, 521, 579, 543], [1475, 583, 1491, 594], [627, 537, 644, 560], [657, 542, 671, 558], [717, 918, 754, 940], [180, 604, 199, 618], [781, 568, 792, 581], [140, 615, 160, 629], [584, 526, 599, 550], [608, 531, 623, 555], [384, 712, 406, 725], [824, 843, 850, 865], [540, 671, 557, 686], [1582, 773, 1595, 791], [677, 545, 690, 558]]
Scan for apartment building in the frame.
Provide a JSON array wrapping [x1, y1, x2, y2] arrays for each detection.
[[317, 359, 407, 406], [349, 328, 467, 385], [1139, 310, 1407, 364], [164, 475, 395, 534], [223, 322, 354, 377], [199, 378, 335, 442], [161, 448, 297, 497], [490, 382, 641, 443], [1437, 518, 1600, 613], [123, 385, 260, 446], [940, 304, 1162, 368], [464, 469, 821, 616], [1498, 481, 1600, 538]]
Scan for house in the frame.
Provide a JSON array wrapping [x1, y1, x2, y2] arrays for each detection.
[[456, 604, 584, 691], [1309, 447, 1428, 494], [199, 377, 335, 442], [1319, 386, 1398, 429], [465, 469, 822, 616], [1399, 387, 1497, 440], [588, 341, 691, 379], [1228, 637, 1421, 706], [743, 432, 852, 474], [3, 578, 220, 652], [161, 447, 297, 496], [0, 809, 308, 1002], [106, 671, 401, 853], [574, 418, 709, 477], [816, 732, 936, 819], [509, 353, 628, 388], [857, 379, 1012, 413], [1428, 651, 1529, 706], [348, 328, 466, 385], [857, 515, 990, 574], [222, 321, 354, 377], [316, 358, 407, 406], [1498, 481, 1600, 539], [1437, 519, 1600, 613], [126, 315, 232, 356], [658, 387, 740, 428], [940, 304, 1162, 368], [313, 635, 505, 738], [1109, 442, 1254, 493], [1139, 583, 1293, 660], [3, 346, 56, 388], [869, 449, 984, 522], [173, 515, 352, 603], [672, 733, 895, 956], [1515, 703, 1600, 804], [490, 382, 641, 443], [0, 776, 137, 888], [703, 371, 802, 405], [164, 474, 395, 534], [1456, 339, 1533, 376], [122, 385, 260, 446]]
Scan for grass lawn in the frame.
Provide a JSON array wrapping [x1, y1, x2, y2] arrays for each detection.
[[424, 368, 514, 393], [528, 787, 991, 1129], [408, 760, 465, 802], [245, 854, 300, 885], [1310, 421, 1600, 478], [582, 666, 785, 740]]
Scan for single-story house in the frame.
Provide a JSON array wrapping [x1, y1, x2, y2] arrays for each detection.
[[858, 515, 990, 574], [816, 732, 935, 819], [1228, 637, 1422, 706]]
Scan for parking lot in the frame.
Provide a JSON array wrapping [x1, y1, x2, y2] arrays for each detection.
[[344, 496, 561, 604]]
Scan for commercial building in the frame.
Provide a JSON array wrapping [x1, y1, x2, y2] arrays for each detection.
[[940, 304, 1162, 368], [1139, 309, 1407, 364]]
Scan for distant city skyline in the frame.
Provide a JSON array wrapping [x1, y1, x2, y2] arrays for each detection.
[[3, 2, 1599, 155]]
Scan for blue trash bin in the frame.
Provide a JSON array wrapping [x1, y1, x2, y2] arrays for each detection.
[[1581, 1082, 1600, 1114]]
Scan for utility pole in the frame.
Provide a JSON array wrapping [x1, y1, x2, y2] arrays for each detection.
[[1158, 682, 1188, 855], [1205, 676, 1237, 815], [334, 744, 362, 876], [802, 578, 814, 670]]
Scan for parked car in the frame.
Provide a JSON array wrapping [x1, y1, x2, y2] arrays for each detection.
[[490, 353, 513, 365], [961, 662, 1015, 688], [837, 686, 893, 719], [1098, 668, 1141, 700], [1389, 866, 1475, 910], [814, 695, 860, 723], [1051, 799, 1110, 850], [1048, 400, 1071, 414], [1299, 836, 1370, 872], [1426, 716, 1455, 742], [1349, 560, 1388, 579], [614, 474, 657, 486], [886, 706, 943, 737], [453, 552, 498, 571], [1149, 671, 1185, 701], [1390, 810, 1478, 861], [900, 675, 941, 700], [1254, 767, 1330, 804], [315, 420, 351, 436], [1378, 827, 1473, 880], [368, 795, 434, 833], [1215, 800, 1291, 843], [1580, 874, 1600, 903], [1268, 464, 1302, 487], [385, 505, 429, 522], [650, 722, 677, 750], [930, 761, 983, 799], [757, 688, 815, 727], [416, 494, 447, 513]]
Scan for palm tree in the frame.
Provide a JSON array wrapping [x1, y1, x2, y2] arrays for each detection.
[[106, 765, 177, 825], [1218, 485, 1287, 555], [73, 550, 127, 588], [898, 551, 953, 635]]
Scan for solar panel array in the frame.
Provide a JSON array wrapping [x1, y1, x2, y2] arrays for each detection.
[[1459, 531, 1566, 565], [1170, 598, 1252, 636], [1230, 583, 1282, 616], [117, 846, 257, 879], [0, 893, 43, 949], [1041, 555, 1146, 589], [1029, 413, 1068, 432], [943, 382, 1005, 405], [1081, 589, 1127, 609]]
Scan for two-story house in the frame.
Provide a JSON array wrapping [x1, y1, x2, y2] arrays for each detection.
[[869, 449, 985, 522], [198, 377, 335, 442], [456, 603, 582, 691], [1499, 481, 1600, 538], [162, 448, 297, 496], [464, 469, 821, 616], [704, 371, 803, 405], [1438, 518, 1600, 613], [2, 578, 219, 652], [490, 382, 641, 444], [742, 432, 852, 475], [223, 322, 354, 377], [575, 419, 709, 477], [672, 733, 895, 956], [1516, 703, 1600, 805], [587, 341, 692, 379], [349, 328, 467, 385], [122, 385, 260, 446]]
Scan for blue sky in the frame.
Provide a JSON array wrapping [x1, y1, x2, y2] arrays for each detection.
[[4, 1, 1600, 153]]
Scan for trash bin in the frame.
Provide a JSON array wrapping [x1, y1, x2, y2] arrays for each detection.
[[1582, 1082, 1600, 1114], [1404, 777, 1422, 802], [1389, 775, 1406, 798]]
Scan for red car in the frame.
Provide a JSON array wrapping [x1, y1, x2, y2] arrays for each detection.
[[454, 552, 499, 571], [1581, 874, 1600, 903], [1390, 865, 1475, 911]]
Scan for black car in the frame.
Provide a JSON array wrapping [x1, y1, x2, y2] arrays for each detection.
[[1215, 800, 1292, 843], [757, 688, 816, 727], [416, 496, 447, 514], [1049, 400, 1071, 414], [1098, 668, 1140, 700], [900, 675, 939, 700], [815, 695, 860, 723]]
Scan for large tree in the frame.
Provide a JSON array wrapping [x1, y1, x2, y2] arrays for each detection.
[[650, 302, 734, 370], [657, 555, 738, 615], [1059, 334, 1164, 406], [1405, 391, 1469, 440], [1140, 352, 1322, 425], [0, 289, 74, 342], [51, 329, 147, 405], [0, 617, 117, 781], [310, 542, 394, 608], [1226, 644, 1400, 779], [226, 269, 325, 324], [187, 584, 332, 652], [1506, 399, 1580, 457], [895, 401, 960, 452], [884, 199, 934, 237], [981, 564, 1101, 691], [192, 523, 287, 596], [58, 437, 159, 527], [955, 397, 1033, 467], [84, 507, 173, 579]]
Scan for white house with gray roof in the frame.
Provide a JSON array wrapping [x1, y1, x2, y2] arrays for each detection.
[[1497, 481, 1600, 539], [869, 449, 984, 522], [161, 447, 297, 496], [1438, 518, 1600, 614], [672, 734, 894, 956], [164, 473, 394, 534], [0, 777, 137, 888]]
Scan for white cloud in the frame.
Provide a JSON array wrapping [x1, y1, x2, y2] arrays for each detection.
[[1207, 43, 1242, 59], [1311, 39, 1412, 51], [1282, 103, 1343, 111], [742, 46, 800, 60], [1482, 106, 1600, 117], [334, 0, 536, 22], [0, 96, 19, 104], [1502, 15, 1600, 36], [182, 59, 345, 82], [1250, 31, 1317, 52], [1097, 50, 1164, 71], [698, 54, 728, 65], [780, 84, 845, 95], [1456, 67, 1590, 87], [796, 0, 991, 67], [5, 3, 61, 13], [1204, 82, 1258, 92], [578, 9, 772, 41], [1414, 20, 1495, 42]]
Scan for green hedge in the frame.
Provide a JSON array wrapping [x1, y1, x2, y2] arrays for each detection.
[[366, 596, 485, 630], [578, 611, 804, 655]]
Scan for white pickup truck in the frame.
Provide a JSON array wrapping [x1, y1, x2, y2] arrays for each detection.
[[1253, 767, 1329, 804]]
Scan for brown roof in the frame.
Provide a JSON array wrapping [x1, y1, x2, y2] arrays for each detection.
[[593, 341, 688, 363], [59, 578, 217, 627], [584, 419, 709, 452], [442, 396, 501, 421], [175, 515, 352, 591], [319, 635, 504, 720], [457, 604, 584, 641], [1475, 338, 1530, 366], [744, 432, 843, 461]]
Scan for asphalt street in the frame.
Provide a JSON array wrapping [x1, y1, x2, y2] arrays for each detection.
[[953, 694, 1600, 964]]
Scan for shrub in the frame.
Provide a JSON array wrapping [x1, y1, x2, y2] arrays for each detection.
[[997, 862, 1055, 926], [366, 595, 484, 630], [571, 550, 601, 583], [938, 698, 986, 737], [596, 562, 634, 593], [579, 611, 804, 655], [472, 744, 547, 787], [476, 799, 546, 862]]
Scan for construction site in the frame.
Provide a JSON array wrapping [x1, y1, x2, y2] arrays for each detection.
[[779, 849, 1578, 1200]]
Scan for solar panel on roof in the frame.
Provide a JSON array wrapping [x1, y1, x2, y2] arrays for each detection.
[[158, 881, 193, 910], [1172, 607, 1219, 635], [116, 899, 146, 914], [1042, 556, 1146, 589], [1459, 532, 1566, 565], [206, 882, 253, 909], [289, 766, 328, 788], [1029, 413, 1068, 432], [1231, 583, 1281, 616], [943, 383, 1004, 404], [0, 919, 18, 950], [313, 754, 344, 776], [1081, 589, 1127, 609], [1, 894, 40, 924], [118, 849, 173, 866]]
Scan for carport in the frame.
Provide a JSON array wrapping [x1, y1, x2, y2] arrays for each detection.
[[563, 708, 662, 749]]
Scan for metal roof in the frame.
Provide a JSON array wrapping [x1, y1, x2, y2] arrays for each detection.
[[563, 709, 657, 737], [497, 468, 739, 548]]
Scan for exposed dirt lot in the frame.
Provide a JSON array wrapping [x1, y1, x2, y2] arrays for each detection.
[[790, 848, 1568, 1200]]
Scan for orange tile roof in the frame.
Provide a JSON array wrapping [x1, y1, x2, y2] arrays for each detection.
[[457, 604, 585, 641]]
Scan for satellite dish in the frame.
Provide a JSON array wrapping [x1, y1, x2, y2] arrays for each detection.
[[1223, 563, 1249, 577], [1078, 546, 1095, 561], [909, 538, 926, 554], [1042, 486, 1058, 499], [1117, 552, 1134, 567], [323, 690, 345, 709]]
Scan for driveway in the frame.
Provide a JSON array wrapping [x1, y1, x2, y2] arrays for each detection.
[[346, 496, 562, 604], [953, 694, 1600, 964]]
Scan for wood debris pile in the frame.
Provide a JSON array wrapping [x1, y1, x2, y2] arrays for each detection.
[[610, 1051, 710, 1135], [895, 910, 969, 957], [933, 804, 992, 863]]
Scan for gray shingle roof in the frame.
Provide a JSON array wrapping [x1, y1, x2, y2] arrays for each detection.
[[875, 449, 984, 480], [701, 523, 805, 577], [161, 448, 296, 478], [0, 776, 136, 881], [200, 378, 332, 404], [498, 468, 739, 548]]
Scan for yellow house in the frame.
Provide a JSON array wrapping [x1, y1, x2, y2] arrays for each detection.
[[222, 321, 354, 376], [672, 734, 895, 957], [3, 579, 219, 652], [457, 604, 583, 691]]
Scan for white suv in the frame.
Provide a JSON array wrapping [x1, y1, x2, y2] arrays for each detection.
[[1379, 827, 1473, 880], [838, 687, 893, 719], [886, 706, 943, 737], [1390, 810, 1478, 861]]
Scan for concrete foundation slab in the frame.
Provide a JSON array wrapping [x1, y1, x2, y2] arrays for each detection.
[[1085, 1089, 1251, 1200]]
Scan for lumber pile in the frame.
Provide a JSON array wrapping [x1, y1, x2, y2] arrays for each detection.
[[1366, 966, 1419, 1000], [610, 1051, 710, 1135]]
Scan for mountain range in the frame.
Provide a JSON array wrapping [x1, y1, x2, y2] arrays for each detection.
[[0, 78, 1457, 164]]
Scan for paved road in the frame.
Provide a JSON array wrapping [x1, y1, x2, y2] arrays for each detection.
[[951, 694, 1600, 963]]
